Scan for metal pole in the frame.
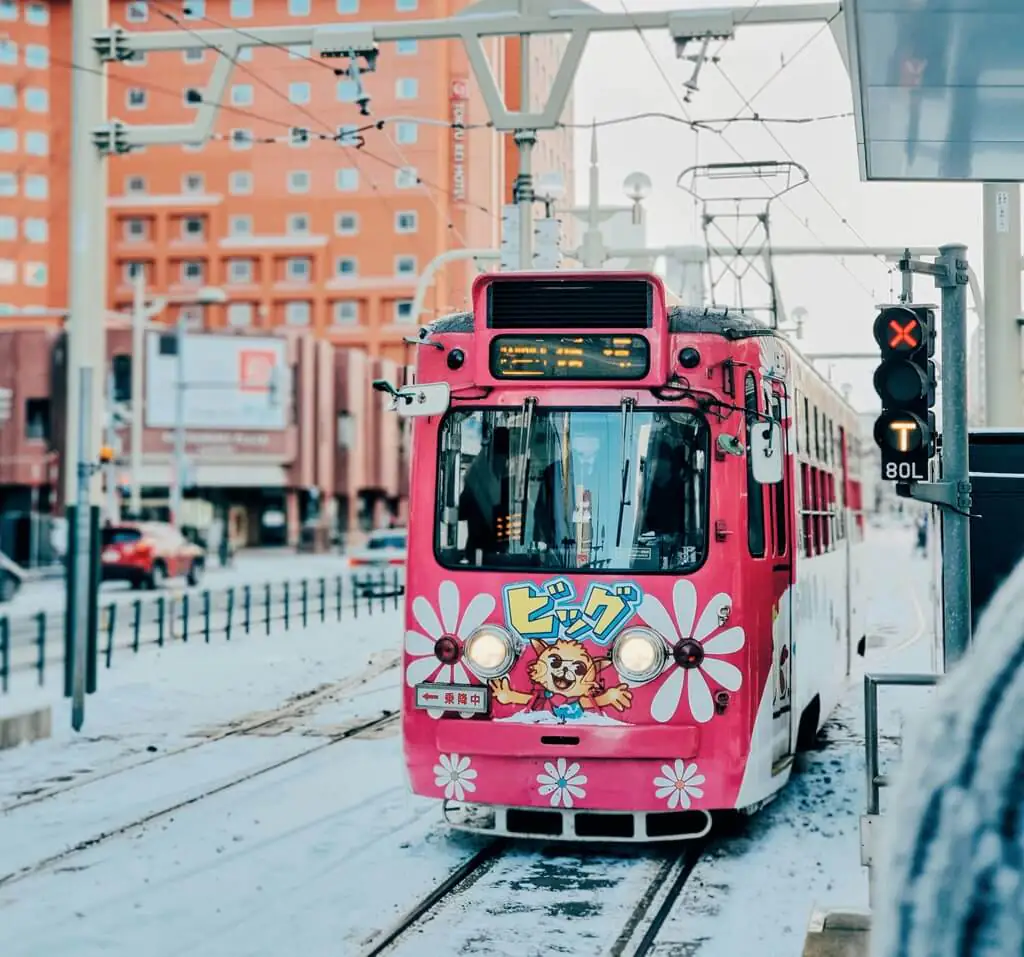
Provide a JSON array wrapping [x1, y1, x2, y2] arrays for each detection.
[[130, 270, 145, 517], [900, 248, 913, 302], [64, 0, 108, 511], [937, 243, 972, 668], [516, 32, 534, 270], [171, 312, 187, 529], [981, 184, 1021, 426], [71, 366, 93, 732], [104, 370, 118, 525]]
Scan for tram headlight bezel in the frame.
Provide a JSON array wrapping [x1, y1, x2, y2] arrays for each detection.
[[612, 627, 667, 685], [463, 624, 520, 680]]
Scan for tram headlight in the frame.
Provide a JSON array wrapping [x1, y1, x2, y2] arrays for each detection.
[[464, 625, 519, 679], [612, 628, 666, 685]]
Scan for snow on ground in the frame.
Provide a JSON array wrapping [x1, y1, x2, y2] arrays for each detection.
[[0, 524, 939, 957]]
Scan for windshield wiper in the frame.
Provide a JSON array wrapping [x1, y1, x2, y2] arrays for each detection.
[[615, 397, 636, 549], [516, 397, 536, 545]]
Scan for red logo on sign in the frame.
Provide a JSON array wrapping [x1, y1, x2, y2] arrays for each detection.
[[238, 349, 276, 393]]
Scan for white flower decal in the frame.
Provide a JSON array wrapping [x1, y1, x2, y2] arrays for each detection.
[[637, 580, 745, 724], [405, 580, 496, 719], [653, 759, 706, 810], [433, 753, 478, 802], [537, 758, 587, 809]]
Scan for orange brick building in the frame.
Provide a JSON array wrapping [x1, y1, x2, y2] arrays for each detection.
[[0, 0, 574, 545]]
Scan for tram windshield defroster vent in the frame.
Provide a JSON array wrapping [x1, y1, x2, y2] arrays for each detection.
[[486, 278, 653, 329]]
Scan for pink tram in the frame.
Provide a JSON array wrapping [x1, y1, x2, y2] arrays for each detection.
[[384, 271, 867, 842]]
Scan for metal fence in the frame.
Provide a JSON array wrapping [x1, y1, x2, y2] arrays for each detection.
[[0, 569, 405, 695]]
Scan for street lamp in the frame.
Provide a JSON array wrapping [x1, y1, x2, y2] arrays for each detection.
[[623, 171, 653, 226]]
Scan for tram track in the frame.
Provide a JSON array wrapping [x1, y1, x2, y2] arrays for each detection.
[[0, 709, 399, 890], [1, 651, 401, 814]]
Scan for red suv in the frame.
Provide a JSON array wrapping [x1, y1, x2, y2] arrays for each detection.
[[100, 522, 205, 590]]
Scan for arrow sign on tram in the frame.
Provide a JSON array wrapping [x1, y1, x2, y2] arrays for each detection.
[[871, 304, 937, 483]]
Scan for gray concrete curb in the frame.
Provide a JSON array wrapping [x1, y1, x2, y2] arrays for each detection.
[[0, 706, 53, 751]]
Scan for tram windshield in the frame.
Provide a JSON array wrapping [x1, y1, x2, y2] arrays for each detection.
[[435, 408, 709, 573]]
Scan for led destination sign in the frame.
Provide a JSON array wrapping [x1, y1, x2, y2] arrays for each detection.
[[490, 334, 649, 380]]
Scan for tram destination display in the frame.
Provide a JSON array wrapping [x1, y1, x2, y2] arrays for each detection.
[[490, 334, 650, 380]]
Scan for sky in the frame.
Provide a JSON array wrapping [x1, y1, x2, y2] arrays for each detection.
[[566, 0, 989, 412]]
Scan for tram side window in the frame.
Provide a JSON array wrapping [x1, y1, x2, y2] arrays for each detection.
[[803, 396, 810, 455], [745, 373, 766, 558], [820, 469, 831, 552], [770, 395, 787, 556], [828, 471, 838, 545], [800, 463, 812, 558]]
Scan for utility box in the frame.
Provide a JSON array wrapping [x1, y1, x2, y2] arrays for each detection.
[[966, 429, 1024, 628]]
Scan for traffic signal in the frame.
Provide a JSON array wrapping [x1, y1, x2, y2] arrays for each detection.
[[872, 304, 937, 482]]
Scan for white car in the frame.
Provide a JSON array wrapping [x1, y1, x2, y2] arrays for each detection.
[[349, 528, 407, 597]]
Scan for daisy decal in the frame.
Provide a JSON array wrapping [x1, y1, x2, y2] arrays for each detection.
[[537, 757, 587, 809], [653, 759, 706, 810], [433, 753, 478, 802], [637, 580, 745, 724]]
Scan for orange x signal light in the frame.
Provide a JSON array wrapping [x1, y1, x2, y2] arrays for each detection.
[[888, 318, 920, 350]]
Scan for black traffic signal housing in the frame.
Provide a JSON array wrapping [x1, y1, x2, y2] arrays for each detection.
[[872, 304, 937, 482]]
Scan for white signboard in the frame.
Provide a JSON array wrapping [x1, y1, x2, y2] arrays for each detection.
[[996, 190, 1010, 233], [144, 333, 289, 431]]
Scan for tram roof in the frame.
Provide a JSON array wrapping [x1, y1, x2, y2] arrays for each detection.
[[424, 305, 773, 340]]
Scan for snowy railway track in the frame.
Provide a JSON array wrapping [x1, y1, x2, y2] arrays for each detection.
[[1, 650, 401, 813], [0, 709, 399, 890], [357, 834, 710, 957]]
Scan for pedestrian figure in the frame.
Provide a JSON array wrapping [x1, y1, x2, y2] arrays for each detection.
[[914, 515, 927, 556]]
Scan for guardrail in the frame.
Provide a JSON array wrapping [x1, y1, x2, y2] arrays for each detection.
[[860, 672, 941, 906], [0, 569, 405, 696]]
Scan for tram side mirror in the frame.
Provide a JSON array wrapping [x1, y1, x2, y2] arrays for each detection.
[[391, 381, 451, 419], [750, 420, 783, 485]]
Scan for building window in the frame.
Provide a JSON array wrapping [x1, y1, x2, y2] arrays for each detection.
[[23, 88, 48, 112], [0, 0, 16, 21], [23, 217, 46, 242], [25, 45, 47, 68], [182, 172, 204, 194], [333, 301, 358, 324], [0, 84, 15, 108], [123, 261, 147, 283], [230, 84, 254, 106], [285, 301, 311, 326], [184, 51, 205, 68], [0, 216, 14, 240], [181, 216, 205, 240], [337, 124, 360, 147], [183, 0, 204, 18], [25, 2, 49, 26], [395, 256, 417, 276], [126, 88, 147, 110], [395, 211, 418, 233], [124, 218, 147, 241], [337, 0, 358, 12], [394, 300, 415, 324], [229, 171, 253, 194], [237, 47, 253, 62], [287, 214, 310, 235], [126, 51, 147, 67], [228, 259, 253, 283], [395, 166, 417, 189], [230, 129, 254, 150], [287, 170, 310, 193], [24, 174, 46, 199], [181, 261, 205, 284], [336, 79, 358, 103], [24, 398, 49, 442], [24, 262, 47, 286], [395, 78, 418, 100], [229, 215, 252, 236], [0, 260, 14, 284], [394, 122, 417, 145], [288, 82, 310, 104], [0, 173, 15, 195], [126, 0, 148, 20], [396, 39, 417, 55], [396, 0, 418, 9], [335, 212, 358, 235], [0, 129, 16, 152], [336, 168, 359, 191], [126, 175, 147, 194], [286, 257, 311, 282], [335, 257, 357, 277], [227, 302, 253, 327], [24, 131, 47, 155], [230, 0, 253, 16], [0, 42, 15, 65], [289, 0, 311, 14]]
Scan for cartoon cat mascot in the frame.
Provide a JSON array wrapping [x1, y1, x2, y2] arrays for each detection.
[[489, 637, 632, 722]]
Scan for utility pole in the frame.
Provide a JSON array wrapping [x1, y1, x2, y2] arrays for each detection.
[[104, 369, 119, 525], [130, 270, 145, 518], [170, 312, 188, 530], [514, 29, 535, 269], [982, 184, 1021, 426]]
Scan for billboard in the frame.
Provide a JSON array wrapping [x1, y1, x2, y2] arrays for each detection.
[[144, 332, 289, 431]]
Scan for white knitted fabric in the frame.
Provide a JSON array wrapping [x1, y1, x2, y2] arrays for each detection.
[[872, 555, 1024, 957]]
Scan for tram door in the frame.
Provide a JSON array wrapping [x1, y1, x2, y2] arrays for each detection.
[[767, 385, 794, 766]]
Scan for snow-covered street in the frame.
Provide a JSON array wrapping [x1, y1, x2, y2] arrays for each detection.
[[0, 526, 937, 957]]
